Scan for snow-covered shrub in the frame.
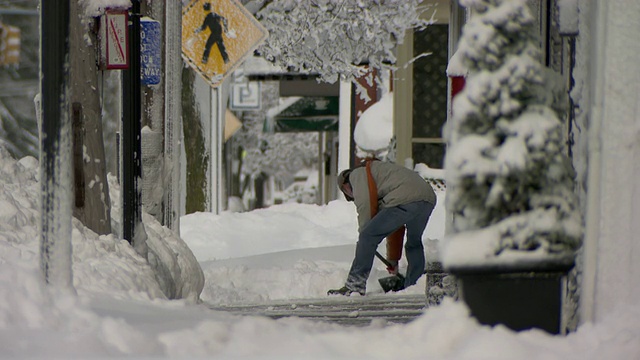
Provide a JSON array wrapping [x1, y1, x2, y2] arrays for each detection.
[[444, 0, 582, 260]]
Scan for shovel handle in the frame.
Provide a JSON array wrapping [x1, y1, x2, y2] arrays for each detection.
[[377, 251, 430, 276], [375, 251, 394, 268]]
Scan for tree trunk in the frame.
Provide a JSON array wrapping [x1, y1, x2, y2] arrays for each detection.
[[181, 67, 209, 214], [69, 1, 111, 235], [163, 0, 183, 231]]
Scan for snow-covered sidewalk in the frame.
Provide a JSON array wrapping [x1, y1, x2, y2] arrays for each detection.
[[0, 149, 639, 358]]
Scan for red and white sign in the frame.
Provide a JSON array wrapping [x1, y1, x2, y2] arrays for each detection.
[[100, 10, 129, 70]]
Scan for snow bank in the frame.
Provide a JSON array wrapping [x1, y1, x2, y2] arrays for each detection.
[[0, 148, 202, 308]]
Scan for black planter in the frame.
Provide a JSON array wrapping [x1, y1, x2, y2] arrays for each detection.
[[448, 255, 575, 335]]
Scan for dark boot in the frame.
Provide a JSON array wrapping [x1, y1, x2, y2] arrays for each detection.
[[327, 286, 364, 296]]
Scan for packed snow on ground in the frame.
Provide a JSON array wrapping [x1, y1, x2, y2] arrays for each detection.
[[0, 149, 639, 358]]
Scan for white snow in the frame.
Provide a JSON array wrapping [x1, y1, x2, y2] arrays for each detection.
[[557, 0, 579, 35], [0, 148, 639, 358], [80, 0, 132, 17], [6, 0, 639, 358], [354, 91, 393, 155]]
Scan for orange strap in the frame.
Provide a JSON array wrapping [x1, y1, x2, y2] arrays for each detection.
[[365, 160, 378, 217], [364, 159, 405, 263]]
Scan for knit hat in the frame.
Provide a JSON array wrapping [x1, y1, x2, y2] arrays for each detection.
[[337, 169, 354, 201], [337, 169, 351, 187]]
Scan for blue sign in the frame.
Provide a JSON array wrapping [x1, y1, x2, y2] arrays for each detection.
[[141, 18, 161, 86]]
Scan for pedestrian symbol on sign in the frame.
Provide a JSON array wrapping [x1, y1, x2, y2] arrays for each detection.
[[182, 0, 268, 88], [194, 2, 229, 65]]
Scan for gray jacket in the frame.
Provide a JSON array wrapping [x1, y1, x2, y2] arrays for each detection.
[[349, 160, 436, 231]]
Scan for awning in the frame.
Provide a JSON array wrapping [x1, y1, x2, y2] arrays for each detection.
[[264, 96, 339, 133]]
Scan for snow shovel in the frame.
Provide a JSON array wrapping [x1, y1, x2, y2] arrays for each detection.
[[375, 250, 406, 293]]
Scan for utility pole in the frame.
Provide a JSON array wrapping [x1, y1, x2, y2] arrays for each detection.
[[164, 0, 183, 231], [138, 0, 183, 231], [40, 0, 73, 288], [122, 0, 147, 255], [140, 1, 165, 225]]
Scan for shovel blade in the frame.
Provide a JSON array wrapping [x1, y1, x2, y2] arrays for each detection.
[[378, 274, 406, 293]]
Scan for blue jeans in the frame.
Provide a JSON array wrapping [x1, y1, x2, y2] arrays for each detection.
[[345, 201, 435, 294]]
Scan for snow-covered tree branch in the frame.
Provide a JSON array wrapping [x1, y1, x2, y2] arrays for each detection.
[[255, 0, 432, 85], [231, 83, 318, 186]]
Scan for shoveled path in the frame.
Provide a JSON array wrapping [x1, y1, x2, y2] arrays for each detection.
[[208, 293, 428, 327]]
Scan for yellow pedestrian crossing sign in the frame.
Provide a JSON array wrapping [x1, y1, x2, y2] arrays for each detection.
[[183, 0, 268, 88]]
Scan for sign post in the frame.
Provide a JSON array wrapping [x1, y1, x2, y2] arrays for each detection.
[[121, 1, 146, 253], [182, 0, 268, 213], [182, 0, 268, 87]]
